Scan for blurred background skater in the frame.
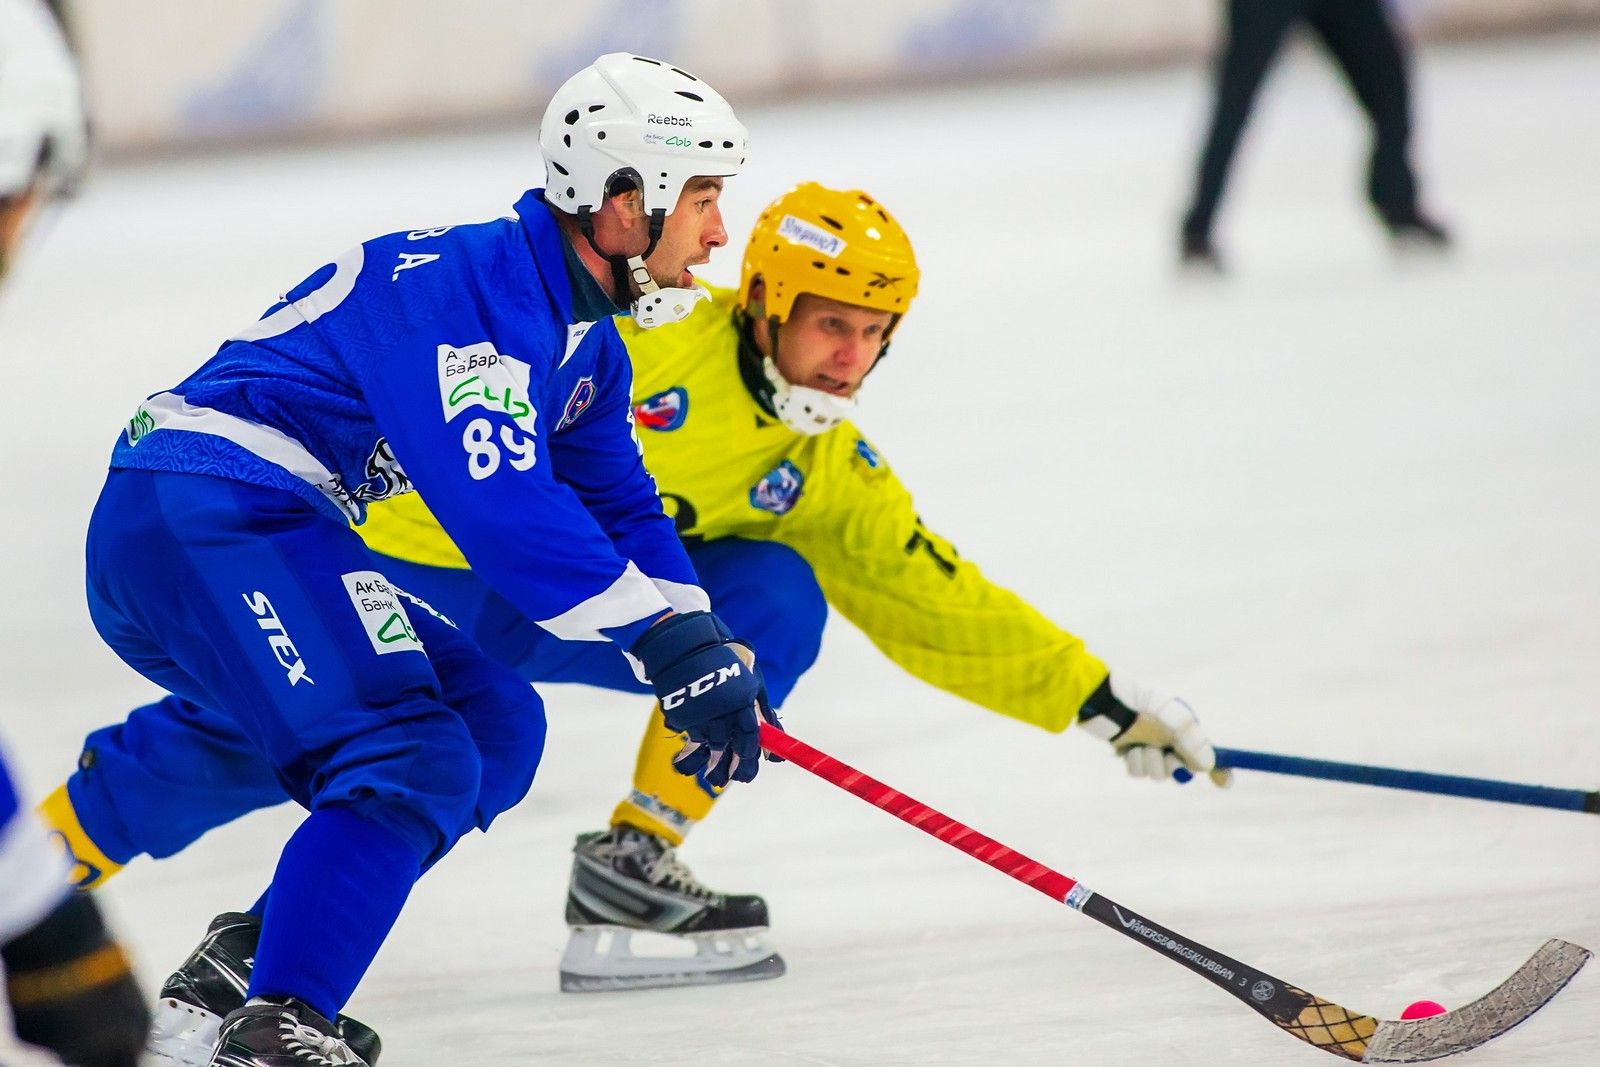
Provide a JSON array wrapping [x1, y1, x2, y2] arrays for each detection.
[[0, 2, 147, 1065], [1181, 0, 1452, 271]]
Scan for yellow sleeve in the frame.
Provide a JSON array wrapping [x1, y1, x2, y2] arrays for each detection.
[[779, 432, 1106, 733], [356, 492, 470, 569]]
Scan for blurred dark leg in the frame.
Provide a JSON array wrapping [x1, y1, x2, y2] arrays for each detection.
[[1307, 0, 1419, 220], [1183, 0, 1305, 243]]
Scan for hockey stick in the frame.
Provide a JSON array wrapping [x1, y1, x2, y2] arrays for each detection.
[[759, 724, 1590, 1063], [1202, 748, 1600, 815]]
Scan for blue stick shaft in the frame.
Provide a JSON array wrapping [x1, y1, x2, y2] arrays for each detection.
[[1213, 747, 1600, 814]]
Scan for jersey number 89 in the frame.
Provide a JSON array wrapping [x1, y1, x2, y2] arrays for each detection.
[[463, 417, 536, 480]]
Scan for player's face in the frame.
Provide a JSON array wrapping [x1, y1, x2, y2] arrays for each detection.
[[640, 177, 728, 292], [772, 294, 894, 397]]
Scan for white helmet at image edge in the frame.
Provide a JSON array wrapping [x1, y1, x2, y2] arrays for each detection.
[[0, 0, 89, 201]]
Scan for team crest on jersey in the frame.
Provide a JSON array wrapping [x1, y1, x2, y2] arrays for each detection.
[[556, 376, 597, 430], [634, 386, 688, 431], [749, 459, 804, 515], [852, 437, 887, 482]]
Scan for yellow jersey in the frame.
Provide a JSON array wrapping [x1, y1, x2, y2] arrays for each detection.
[[359, 286, 1107, 732]]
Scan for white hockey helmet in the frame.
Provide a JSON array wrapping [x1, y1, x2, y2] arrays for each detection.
[[538, 54, 746, 330], [0, 0, 89, 281], [540, 53, 746, 218]]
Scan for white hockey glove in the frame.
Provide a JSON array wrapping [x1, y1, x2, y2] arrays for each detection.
[[1077, 673, 1233, 787]]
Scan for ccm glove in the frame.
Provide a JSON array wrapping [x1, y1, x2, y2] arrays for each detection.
[[631, 611, 782, 788], [1077, 672, 1232, 787]]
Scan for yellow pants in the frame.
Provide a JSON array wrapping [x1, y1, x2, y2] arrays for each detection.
[[609, 704, 721, 846]]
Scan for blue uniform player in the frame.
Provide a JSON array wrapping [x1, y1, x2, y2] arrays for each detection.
[[74, 54, 774, 1066], [0, 2, 149, 1065]]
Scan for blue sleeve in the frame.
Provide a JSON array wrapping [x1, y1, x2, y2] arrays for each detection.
[[334, 234, 670, 648], [548, 329, 707, 614]]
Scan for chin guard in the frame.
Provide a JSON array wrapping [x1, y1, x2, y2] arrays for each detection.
[[762, 355, 856, 435], [632, 274, 711, 328]]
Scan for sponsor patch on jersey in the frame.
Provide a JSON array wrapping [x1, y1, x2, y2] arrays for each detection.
[[779, 215, 845, 258], [556, 376, 597, 431], [437, 342, 537, 433], [634, 386, 688, 431], [126, 404, 154, 446], [391, 582, 457, 630], [749, 459, 804, 515], [851, 437, 887, 482], [341, 571, 424, 655]]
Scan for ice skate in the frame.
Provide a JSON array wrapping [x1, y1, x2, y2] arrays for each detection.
[[146, 912, 381, 1067], [559, 827, 785, 992], [1178, 229, 1225, 275], [207, 997, 366, 1067], [1382, 208, 1452, 253]]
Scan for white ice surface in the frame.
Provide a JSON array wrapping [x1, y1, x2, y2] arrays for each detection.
[[1, 32, 1597, 1067]]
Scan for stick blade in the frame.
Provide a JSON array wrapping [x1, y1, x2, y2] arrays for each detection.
[[1362, 939, 1591, 1063]]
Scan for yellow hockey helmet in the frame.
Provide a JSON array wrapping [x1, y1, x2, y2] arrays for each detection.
[[739, 183, 919, 332]]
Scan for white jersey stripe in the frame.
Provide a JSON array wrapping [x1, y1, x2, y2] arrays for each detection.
[[538, 560, 670, 643], [134, 392, 357, 520], [651, 577, 710, 615]]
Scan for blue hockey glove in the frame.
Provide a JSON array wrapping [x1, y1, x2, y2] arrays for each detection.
[[630, 611, 783, 787]]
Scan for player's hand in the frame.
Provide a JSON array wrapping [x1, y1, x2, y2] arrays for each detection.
[[1076, 673, 1232, 787], [2, 894, 149, 1067], [631, 611, 781, 787]]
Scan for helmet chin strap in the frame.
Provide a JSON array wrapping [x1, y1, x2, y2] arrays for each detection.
[[577, 205, 708, 329]]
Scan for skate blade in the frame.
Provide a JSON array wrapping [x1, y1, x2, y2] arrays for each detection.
[[559, 925, 786, 993], [561, 951, 785, 992], [142, 997, 221, 1067], [1390, 233, 1451, 263]]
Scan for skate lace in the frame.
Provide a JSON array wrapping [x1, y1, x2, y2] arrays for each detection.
[[278, 1018, 363, 1065], [645, 845, 716, 900]]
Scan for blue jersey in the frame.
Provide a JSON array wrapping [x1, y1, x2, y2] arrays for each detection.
[[110, 189, 704, 647]]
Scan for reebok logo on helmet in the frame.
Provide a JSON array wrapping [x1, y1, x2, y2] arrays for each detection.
[[647, 113, 694, 126]]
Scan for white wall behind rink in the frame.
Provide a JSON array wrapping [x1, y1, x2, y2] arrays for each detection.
[[65, 0, 1600, 154]]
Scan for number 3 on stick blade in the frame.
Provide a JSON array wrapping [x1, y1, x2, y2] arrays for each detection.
[[758, 725, 1591, 1062]]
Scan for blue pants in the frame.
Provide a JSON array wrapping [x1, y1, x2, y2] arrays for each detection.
[[71, 519, 825, 865], [79, 469, 546, 867]]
